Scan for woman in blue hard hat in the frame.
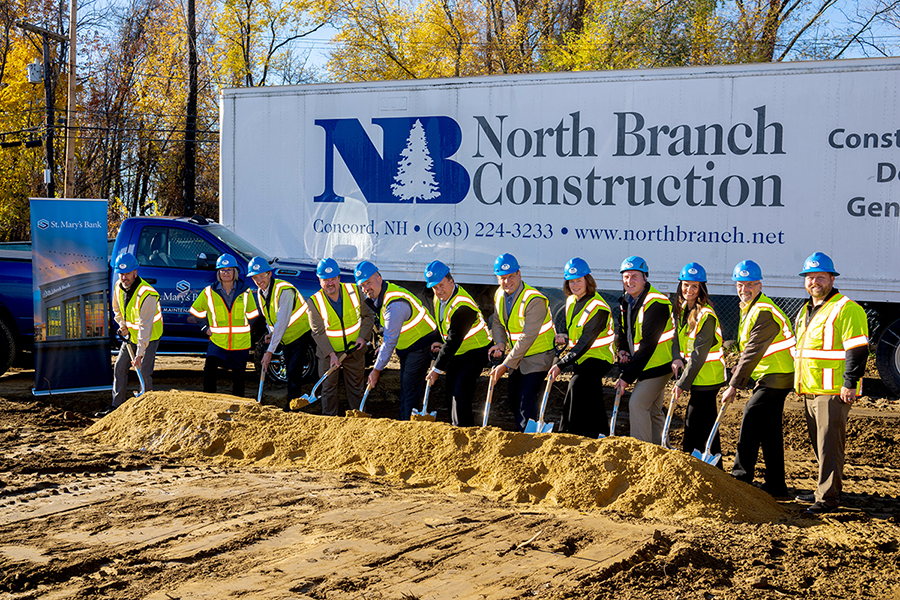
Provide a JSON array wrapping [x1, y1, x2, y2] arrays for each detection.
[[548, 258, 617, 438], [670, 262, 726, 460], [189, 254, 260, 397]]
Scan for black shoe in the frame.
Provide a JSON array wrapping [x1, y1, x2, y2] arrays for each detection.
[[805, 501, 839, 516], [795, 493, 816, 504], [92, 405, 115, 418], [762, 484, 790, 498]]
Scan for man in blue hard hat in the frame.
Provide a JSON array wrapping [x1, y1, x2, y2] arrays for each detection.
[[721, 259, 794, 497], [488, 253, 556, 431], [424, 260, 492, 426], [356, 260, 440, 420], [306, 258, 375, 416], [614, 256, 674, 444], [249, 256, 313, 408], [109, 252, 163, 412], [793, 252, 868, 516]]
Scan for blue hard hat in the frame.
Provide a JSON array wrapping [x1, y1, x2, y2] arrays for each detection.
[[679, 262, 707, 282], [216, 254, 238, 270], [564, 257, 591, 281], [732, 260, 763, 281], [317, 258, 340, 279], [247, 256, 273, 276], [354, 260, 379, 284], [799, 252, 839, 276], [114, 252, 138, 274], [620, 256, 648, 274], [494, 253, 520, 276], [424, 260, 450, 288]]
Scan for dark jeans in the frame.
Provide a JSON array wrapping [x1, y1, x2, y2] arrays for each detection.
[[507, 368, 549, 432], [560, 358, 613, 438], [282, 333, 311, 400], [398, 344, 434, 420], [682, 384, 724, 466], [204, 351, 248, 398], [444, 345, 489, 427], [732, 385, 790, 491]]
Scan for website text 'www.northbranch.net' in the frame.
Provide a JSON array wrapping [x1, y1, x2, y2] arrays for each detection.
[[572, 224, 785, 244]]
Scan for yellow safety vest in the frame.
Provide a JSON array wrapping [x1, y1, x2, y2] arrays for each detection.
[[311, 283, 362, 352], [382, 282, 437, 351], [632, 284, 675, 370], [116, 280, 163, 343], [190, 285, 259, 351], [494, 283, 554, 357], [433, 285, 491, 355], [257, 279, 310, 346], [738, 293, 795, 379], [794, 293, 868, 395], [564, 292, 615, 364], [676, 303, 726, 387]]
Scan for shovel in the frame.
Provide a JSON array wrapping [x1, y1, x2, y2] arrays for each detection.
[[691, 396, 731, 466], [411, 363, 437, 422], [122, 341, 146, 397], [482, 353, 503, 428], [295, 346, 356, 409], [256, 368, 266, 404], [599, 388, 622, 439], [525, 377, 554, 433], [661, 389, 678, 449], [346, 384, 374, 418]]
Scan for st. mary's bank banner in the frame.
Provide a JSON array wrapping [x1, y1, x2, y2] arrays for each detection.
[[30, 198, 112, 395]]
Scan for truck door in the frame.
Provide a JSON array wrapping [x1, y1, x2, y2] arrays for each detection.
[[132, 225, 222, 351]]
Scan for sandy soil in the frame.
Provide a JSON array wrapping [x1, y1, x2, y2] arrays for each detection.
[[1, 356, 899, 599]]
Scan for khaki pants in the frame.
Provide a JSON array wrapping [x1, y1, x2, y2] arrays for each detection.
[[628, 373, 671, 444], [804, 394, 851, 503], [317, 348, 366, 416]]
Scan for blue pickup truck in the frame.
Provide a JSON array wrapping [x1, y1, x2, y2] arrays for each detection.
[[0, 215, 330, 381]]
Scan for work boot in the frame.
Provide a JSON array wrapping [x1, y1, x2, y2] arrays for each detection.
[[805, 500, 839, 516], [794, 493, 816, 504], [93, 404, 116, 418]]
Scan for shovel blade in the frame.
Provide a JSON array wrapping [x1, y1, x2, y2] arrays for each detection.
[[410, 412, 436, 422], [525, 419, 553, 434], [691, 449, 721, 466]]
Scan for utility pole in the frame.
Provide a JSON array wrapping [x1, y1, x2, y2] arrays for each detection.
[[16, 20, 67, 199], [64, 0, 77, 198], [183, 0, 198, 216]]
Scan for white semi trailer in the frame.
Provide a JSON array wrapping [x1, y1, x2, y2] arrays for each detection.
[[219, 57, 900, 393]]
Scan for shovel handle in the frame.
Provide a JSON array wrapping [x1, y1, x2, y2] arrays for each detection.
[[359, 384, 373, 413], [699, 394, 730, 456], [661, 389, 678, 447], [123, 341, 146, 396], [535, 376, 554, 428]]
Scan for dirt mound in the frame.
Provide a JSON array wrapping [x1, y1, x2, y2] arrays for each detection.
[[84, 391, 785, 523]]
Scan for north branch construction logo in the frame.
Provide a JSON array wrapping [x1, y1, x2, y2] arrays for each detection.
[[314, 116, 470, 205]]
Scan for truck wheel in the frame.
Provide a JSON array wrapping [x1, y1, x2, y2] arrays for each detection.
[[0, 318, 16, 377], [875, 317, 900, 397], [255, 337, 318, 385]]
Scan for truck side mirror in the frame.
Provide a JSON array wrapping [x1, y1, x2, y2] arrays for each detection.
[[197, 252, 218, 270]]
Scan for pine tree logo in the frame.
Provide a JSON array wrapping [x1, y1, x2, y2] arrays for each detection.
[[391, 119, 440, 201]]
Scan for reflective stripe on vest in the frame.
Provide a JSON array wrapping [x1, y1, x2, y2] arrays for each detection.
[[795, 293, 869, 394], [257, 279, 310, 346], [312, 283, 361, 352], [633, 286, 674, 370], [382, 283, 436, 351], [190, 285, 258, 351], [433, 286, 491, 356], [564, 293, 615, 364], [494, 284, 555, 357], [738, 293, 795, 379], [676, 303, 726, 387], [117, 281, 163, 343]]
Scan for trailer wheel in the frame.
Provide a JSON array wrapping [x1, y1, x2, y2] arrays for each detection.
[[0, 318, 16, 377], [875, 317, 900, 397]]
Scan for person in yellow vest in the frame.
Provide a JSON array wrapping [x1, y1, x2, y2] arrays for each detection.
[[306, 258, 375, 416], [357, 260, 441, 421], [793, 252, 868, 516], [670, 262, 726, 457], [548, 258, 616, 438], [110, 252, 163, 411], [614, 256, 674, 444], [721, 260, 795, 497], [248, 256, 312, 409], [189, 254, 259, 397], [424, 261, 492, 427], [488, 253, 555, 432]]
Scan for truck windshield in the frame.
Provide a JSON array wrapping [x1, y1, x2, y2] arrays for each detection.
[[206, 224, 272, 262]]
